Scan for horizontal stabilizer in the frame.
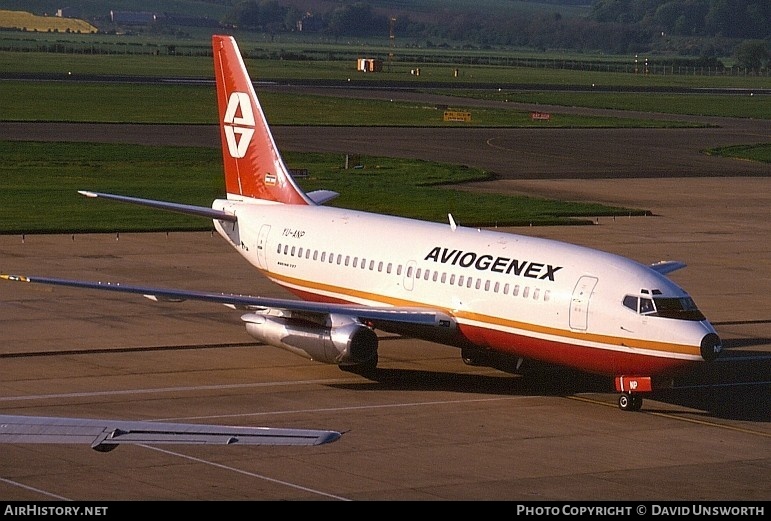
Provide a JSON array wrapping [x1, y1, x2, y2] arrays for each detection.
[[649, 260, 686, 275], [0, 414, 341, 451], [78, 191, 237, 222], [307, 190, 339, 205]]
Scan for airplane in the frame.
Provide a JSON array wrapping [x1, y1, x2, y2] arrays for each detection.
[[1, 34, 723, 412], [0, 414, 341, 451]]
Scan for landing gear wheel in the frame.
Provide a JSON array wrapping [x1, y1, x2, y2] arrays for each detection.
[[340, 354, 379, 378], [461, 347, 486, 366], [618, 393, 643, 411]]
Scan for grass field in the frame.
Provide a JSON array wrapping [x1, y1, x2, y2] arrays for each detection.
[[0, 142, 646, 234], [1, 33, 767, 234], [706, 144, 771, 163], [0, 81, 706, 127], [1, 47, 769, 88], [0, 9, 97, 33]]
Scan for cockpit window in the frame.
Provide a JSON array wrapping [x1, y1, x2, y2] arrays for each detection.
[[623, 295, 638, 311], [653, 296, 706, 321], [622, 294, 706, 321]]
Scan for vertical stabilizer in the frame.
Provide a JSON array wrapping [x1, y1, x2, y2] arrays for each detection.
[[212, 35, 313, 205]]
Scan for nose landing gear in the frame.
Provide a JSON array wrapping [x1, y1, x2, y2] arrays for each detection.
[[614, 375, 652, 412], [618, 392, 643, 411]]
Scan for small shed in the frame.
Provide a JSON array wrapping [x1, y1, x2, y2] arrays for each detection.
[[357, 58, 383, 72]]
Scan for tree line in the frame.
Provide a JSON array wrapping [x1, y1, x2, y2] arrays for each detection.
[[220, 0, 769, 68]]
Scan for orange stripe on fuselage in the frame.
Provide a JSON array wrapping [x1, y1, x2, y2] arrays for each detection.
[[265, 271, 703, 366]]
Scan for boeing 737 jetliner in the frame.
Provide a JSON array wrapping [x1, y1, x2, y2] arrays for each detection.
[[2, 35, 722, 412]]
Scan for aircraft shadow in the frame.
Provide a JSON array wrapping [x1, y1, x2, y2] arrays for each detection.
[[332, 365, 613, 398], [656, 346, 771, 422], [330, 348, 770, 422]]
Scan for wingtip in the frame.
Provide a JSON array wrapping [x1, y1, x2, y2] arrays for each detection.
[[78, 190, 98, 198], [317, 431, 343, 445], [0, 274, 29, 282]]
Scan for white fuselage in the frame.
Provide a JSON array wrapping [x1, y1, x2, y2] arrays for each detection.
[[213, 198, 717, 377]]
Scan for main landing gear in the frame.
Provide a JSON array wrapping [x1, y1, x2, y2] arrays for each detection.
[[339, 353, 379, 379]]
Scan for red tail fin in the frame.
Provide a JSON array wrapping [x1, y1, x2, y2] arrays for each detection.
[[212, 35, 312, 205]]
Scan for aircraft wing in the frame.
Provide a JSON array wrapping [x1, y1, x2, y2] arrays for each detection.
[[0, 414, 341, 451], [1, 273, 455, 329]]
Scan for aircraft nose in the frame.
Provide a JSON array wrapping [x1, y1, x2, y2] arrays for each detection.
[[700, 332, 722, 362]]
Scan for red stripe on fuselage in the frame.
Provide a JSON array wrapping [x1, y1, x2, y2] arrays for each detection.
[[280, 284, 700, 379]]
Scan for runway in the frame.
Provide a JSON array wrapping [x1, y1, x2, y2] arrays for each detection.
[[0, 93, 769, 501]]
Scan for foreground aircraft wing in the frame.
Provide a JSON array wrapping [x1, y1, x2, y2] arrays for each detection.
[[0, 274, 455, 329], [0, 414, 341, 452]]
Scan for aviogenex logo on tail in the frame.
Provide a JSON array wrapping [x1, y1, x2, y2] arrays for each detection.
[[223, 92, 255, 158]]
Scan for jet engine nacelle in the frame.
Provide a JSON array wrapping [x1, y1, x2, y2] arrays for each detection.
[[241, 312, 378, 366]]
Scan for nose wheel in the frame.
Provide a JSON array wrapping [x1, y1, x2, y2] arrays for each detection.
[[618, 393, 643, 411], [614, 376, 651, 411]]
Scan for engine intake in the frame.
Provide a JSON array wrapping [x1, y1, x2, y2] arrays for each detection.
[[241, 312, 378, 366]]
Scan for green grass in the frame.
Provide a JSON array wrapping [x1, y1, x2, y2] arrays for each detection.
[[0, 141, 645, 234], [2, 45, 770, 88], [0, 81, 704, 127], [440, 89, 771, 120], [705, 143, 771, 163], [1, 38, 766, 235]]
